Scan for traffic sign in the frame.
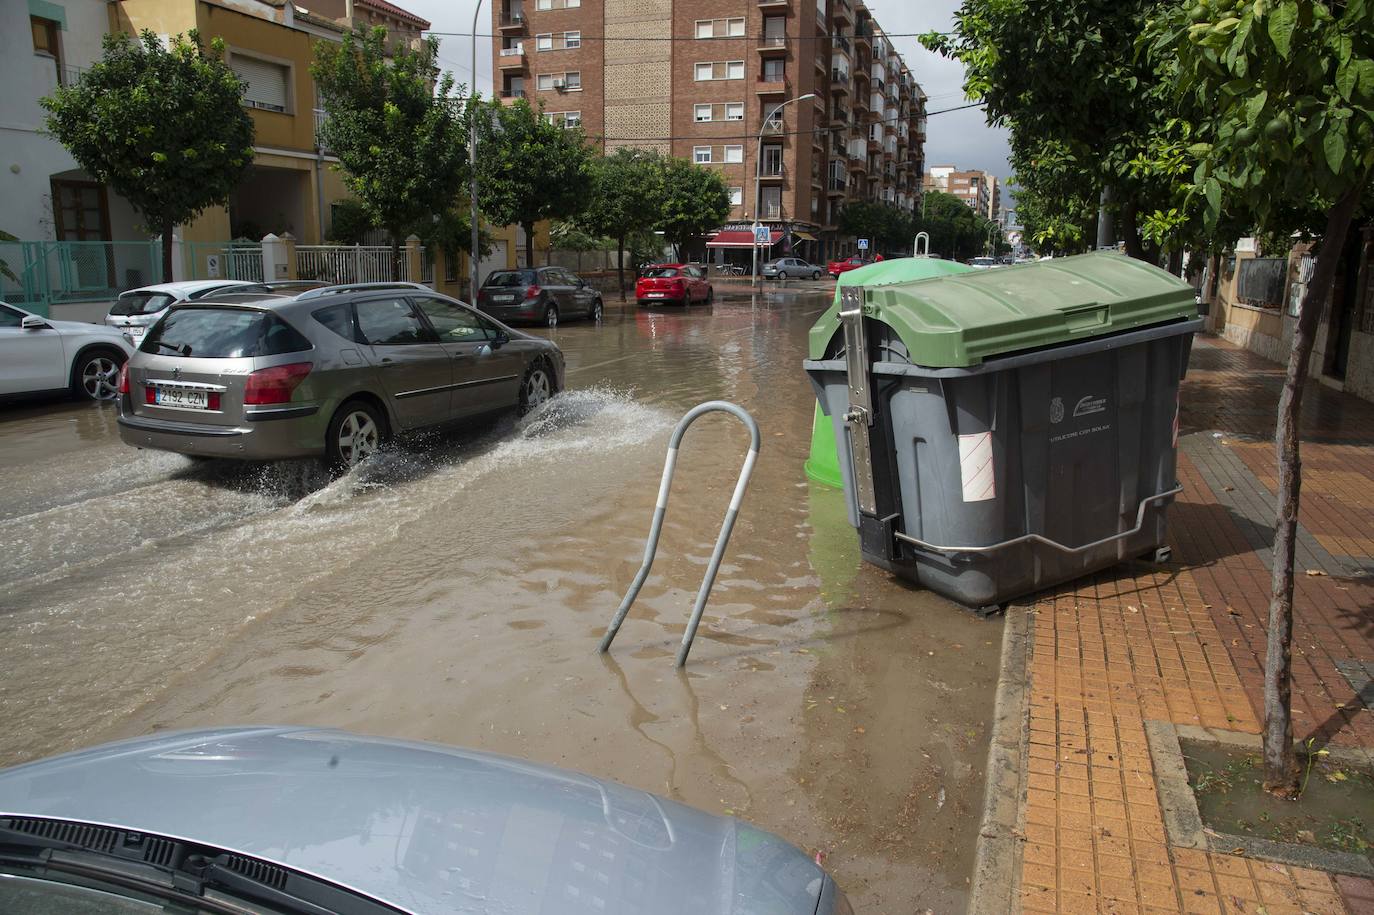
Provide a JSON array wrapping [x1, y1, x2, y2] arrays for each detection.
[[857, 237, 869, 250], [753, 224, 771, 245]]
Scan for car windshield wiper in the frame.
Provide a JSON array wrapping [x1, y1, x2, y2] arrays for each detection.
[[150, 340, 192, 356], [0, 816, 401, 915]]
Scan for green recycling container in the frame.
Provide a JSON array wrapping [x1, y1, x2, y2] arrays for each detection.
[[803, 252, 1202, 609], [804, 257, 975, 488]]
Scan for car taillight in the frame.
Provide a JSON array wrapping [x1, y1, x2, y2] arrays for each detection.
[[524, 284, 542, 300], [671, 280, 685, 292], [244, 362, 312, 405], [118, 362, 130, 395]]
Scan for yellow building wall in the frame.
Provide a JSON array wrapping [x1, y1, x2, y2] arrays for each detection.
[[107, 0, 199, 39]]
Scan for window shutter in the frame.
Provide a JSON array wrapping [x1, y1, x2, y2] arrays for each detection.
[[232, 56, 288, 111]]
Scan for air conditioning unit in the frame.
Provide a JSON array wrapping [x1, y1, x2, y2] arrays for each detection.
[[553, 78, 567, 91]]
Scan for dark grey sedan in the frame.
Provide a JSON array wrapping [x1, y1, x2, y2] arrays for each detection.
[[117, 283, 564, 468], [475, 266, 604, 327], [0, 727, 852, 915], [762, 258, 824, 280]]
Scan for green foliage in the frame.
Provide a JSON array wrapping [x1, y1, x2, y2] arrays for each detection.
[[577, 148, 665, 245], [326, 198, 377, 245], [313, 27, 469, 249], [1141, 0, 1374, 236], [41, 29, 255, 279], [914, 192, 1003, 261], [656, 158, 732, 260], [472, 98, 593, 266], [838, 200, 912, 251]]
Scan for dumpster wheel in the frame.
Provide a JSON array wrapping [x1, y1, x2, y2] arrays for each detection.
[[975, 603, 1006, 620]]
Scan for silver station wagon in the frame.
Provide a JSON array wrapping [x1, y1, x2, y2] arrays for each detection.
[[117, 283, 564, 467]]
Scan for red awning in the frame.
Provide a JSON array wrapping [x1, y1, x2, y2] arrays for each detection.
[[706, 229, 783, 248]]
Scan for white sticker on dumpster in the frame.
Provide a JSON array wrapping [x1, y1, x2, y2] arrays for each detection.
[[959, 432, 996, 502]]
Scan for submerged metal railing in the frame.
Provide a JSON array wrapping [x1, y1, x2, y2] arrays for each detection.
[[598, 401, 760, 667]]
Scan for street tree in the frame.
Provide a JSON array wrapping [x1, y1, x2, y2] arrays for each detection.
[[1144, 0, 1374, 795], [913, 192, 997, 261], [473, 98, 593, 268], [839, 200, 910, 252], [657, 158, 732, 262], [313, 26, 469, 279], [41, 30, 254, 281], [578, 148, 665, 298]]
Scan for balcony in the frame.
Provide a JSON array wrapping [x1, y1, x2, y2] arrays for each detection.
[[830, 71, 849, 95], [854, 21, 871, 46], [499, 89, 526, 103], [756, 75, 789, 96], [827, 178, 847, 196], [762, 117, 785, 135], [831, 35, 851, 55], [758, 0, 792, 9], [313, 108, 330, 152], [757, 35, 788, 55], [832, 0, 853, 24], [499, 10, 527, 31], [498, 46, 526, 68], [758, 166, 785, 182]]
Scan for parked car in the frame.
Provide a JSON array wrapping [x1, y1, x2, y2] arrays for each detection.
[[635, 263, 713, 306], [0, 727, 851, 915], [105, 279, 259, 345], [200, 280, 330, 298], [967, 257, 998, 269], [0, 300, 134, 402], [762, 257, 824, 280], [117, 283, 564, 468], [826, 256, 870, 277], [475, 266, 604, 327]]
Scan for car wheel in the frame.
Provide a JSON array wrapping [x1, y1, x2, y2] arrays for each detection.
[[519, 360, 555, 415], [706, 287, 714, 305], [72, 348, 124, 402], [326, 400, 385, 470], [544, 303, 559, 328], [590, 299, 604, 323], [778, 270, 788, 280], [813, 271, 822, 280]]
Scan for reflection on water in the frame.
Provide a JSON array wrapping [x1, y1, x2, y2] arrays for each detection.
[[0, 294, 1001, 913]]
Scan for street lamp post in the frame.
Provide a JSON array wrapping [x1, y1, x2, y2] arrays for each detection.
[[468, 0, 484, 306], [751, 92, 815, 287]]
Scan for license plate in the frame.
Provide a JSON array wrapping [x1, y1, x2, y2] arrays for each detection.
[[646, 292, 665, 298], [155, 387, 209, 410], [127, 326, 145, 338], [492, 294, 515, 303]]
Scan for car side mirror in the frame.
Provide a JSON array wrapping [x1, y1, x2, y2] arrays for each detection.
[[577, 279, 587, 288], [21, 315, 50, 330], [491, 330, 510, 348]]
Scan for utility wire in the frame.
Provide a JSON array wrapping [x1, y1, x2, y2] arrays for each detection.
[[424, 29, 954, 42]]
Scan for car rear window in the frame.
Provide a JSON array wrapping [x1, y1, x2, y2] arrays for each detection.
[[484, 271, 535, 287], [110, 292, 177, 316], [642, 267, 680, 278], [141, 307, 313, 358]]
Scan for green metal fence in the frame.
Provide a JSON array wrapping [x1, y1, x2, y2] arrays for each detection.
[[0, 240, 161, 317]]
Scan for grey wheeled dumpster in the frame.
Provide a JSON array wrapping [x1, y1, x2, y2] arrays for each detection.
[[803, 252, 1202, 610]]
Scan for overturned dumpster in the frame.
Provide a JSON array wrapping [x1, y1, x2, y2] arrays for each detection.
[[803, 252, 1202, 611]]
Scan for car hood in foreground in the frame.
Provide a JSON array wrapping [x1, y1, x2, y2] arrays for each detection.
[[0, 727, 826, 915]]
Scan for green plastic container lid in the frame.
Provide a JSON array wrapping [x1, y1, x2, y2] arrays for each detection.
[[806, 252, 1198, 367]]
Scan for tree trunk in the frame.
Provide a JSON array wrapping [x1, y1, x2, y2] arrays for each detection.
[[390, 235, 401, 281], [161, 221, 174, 283], [1121, 200, 1146, 261], [1166, 248, 1183, 277], [524, 221, 535, 268], [616, 234, 626, 301], [1263, 181, 1363, 797]]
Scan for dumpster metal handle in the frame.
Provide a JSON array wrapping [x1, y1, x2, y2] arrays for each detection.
[[598, 401, 760, 667], [893, 485, 1183, 557]]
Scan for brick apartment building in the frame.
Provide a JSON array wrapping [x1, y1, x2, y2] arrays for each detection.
[[925, 166, 1000, 223], [492, 0, 927, 264]]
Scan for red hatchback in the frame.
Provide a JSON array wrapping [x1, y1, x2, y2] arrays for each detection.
[[827, 256, 872, 277], [635, 264, 713, 307]]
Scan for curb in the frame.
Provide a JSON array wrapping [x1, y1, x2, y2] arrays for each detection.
[[967, 604, 1033, 915]]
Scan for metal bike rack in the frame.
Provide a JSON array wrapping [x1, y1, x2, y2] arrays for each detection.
[[597, 401, 760, 667]]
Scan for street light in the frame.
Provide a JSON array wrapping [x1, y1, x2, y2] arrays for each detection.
[[468, 0, 484, 307], [751, 92, 815, 287]]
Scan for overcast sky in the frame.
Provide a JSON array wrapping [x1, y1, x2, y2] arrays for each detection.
[[404, 0, 1013, 195]]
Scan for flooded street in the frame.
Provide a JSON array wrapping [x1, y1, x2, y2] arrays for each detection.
[[1, 287, 1001, 913]]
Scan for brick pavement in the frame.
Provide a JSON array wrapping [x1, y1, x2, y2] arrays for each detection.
[[1011, 335, 1374, 914]]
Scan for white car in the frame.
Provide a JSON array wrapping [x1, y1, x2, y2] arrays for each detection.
[[1, 301, 135, 402], [104, 279, 257, 345]]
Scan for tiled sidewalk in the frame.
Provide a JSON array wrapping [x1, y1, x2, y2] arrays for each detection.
[[1013, 336, 1374, 915]]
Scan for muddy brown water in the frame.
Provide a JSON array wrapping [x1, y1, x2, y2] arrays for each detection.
[[0, 288, 1001, 913]]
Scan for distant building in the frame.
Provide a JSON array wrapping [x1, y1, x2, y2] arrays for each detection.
[[924, 166, 997, 220]]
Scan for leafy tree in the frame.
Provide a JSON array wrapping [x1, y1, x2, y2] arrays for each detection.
[[914, 192, 999, 261], [578, 148, 665, 298], [41, 30, 254, 281], [1143, 0, 1374, 795], [656, 158, 732, 261], [472, 98, 593, 268], [839, 200, 912, 252], [313, 26, 469, 279]]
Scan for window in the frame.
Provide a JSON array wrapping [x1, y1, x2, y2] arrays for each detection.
[[312, 304, 358, 341], [536, 0, 580, 8], [564, 71, 581, 89], [724, 145, 743, 163], [31, 16, 62, 84], [536, 33, 553, 50], [761, 187, 782, 219], [694, 146, 712, 164], [143, 308, 312, 358], [545, 111, 581, 128], [762, 145, 783, 176], [762, 58, 785, 82], [540, 71, 582, 90], [355, 298, 436, 346], [694, 104, 712, 122], [412, 297, 492, 343], [694, 61, 745, 81], [725, 102, 744, 121], [231, 55, 290, 113], [695, 18, 745, 38], [565, 30, 581, 48], [536, 31, 579, 50], [729, 187, 743, 205]]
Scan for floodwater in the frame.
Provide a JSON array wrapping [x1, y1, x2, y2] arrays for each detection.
[[0, 287, 1001, 913]]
